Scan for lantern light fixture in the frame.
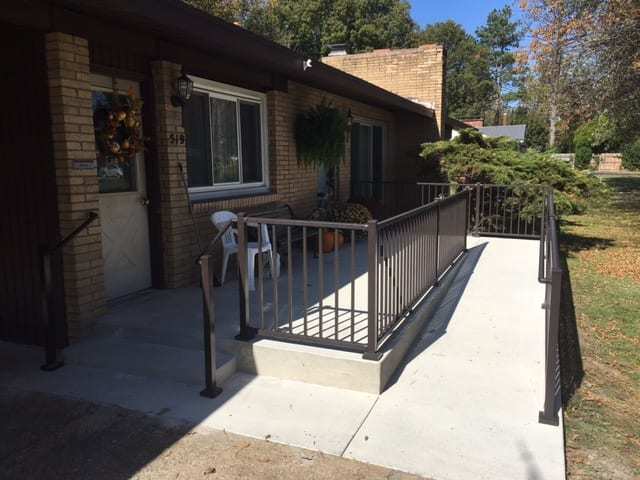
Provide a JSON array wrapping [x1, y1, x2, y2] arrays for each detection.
[[171, 70, 194, 107], [346, 108, 353, 127]]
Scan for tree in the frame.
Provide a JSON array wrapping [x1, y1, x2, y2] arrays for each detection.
[[476, 6, 523, 125], [186, 0, 419, 59], [417, 21, 494, 119]]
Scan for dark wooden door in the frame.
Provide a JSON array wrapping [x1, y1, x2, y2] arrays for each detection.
[[0, 23, 65, 346]]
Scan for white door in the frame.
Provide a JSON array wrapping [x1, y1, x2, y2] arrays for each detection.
[[91, 74, 152, 299]]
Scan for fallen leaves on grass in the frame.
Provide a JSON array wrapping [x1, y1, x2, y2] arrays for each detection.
[[580, 247, 640, 283]]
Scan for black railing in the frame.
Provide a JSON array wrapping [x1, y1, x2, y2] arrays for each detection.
[[41, 211, 99, 371], [236, 190, 469, 357], [195, 221, 234, 399], [372, 191, 469, 354], [538, 191, 562, 425], [418, 183, 546, 238]]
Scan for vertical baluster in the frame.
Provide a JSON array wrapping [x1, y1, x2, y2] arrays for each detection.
[[303, 226, 308, 336], [334, 228, 339, 340], [287, 226, 293, 334], [350, 229, 355, 343], [318, 227, 324, 338], [258, 223, 264, 330], [271, 225, 278, 331]]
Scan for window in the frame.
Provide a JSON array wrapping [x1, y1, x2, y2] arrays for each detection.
[[351, 122, 385, 200], [183, 78, 268, 194]]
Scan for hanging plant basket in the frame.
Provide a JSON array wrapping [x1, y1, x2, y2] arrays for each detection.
[[295, 101, 348, 169], [94, 88, 145, 164]]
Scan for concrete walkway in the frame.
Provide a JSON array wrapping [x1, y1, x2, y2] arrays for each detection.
[[0, 237, 564, 480], [344, 237, 565, 479]]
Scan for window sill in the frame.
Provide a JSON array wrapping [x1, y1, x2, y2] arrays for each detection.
[[189, 186, 273, 204]]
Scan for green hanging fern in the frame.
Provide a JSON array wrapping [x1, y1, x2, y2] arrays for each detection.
[[295, 102, 348, 169]]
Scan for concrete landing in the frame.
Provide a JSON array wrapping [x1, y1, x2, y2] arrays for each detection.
[[1, 237, 565, 480]]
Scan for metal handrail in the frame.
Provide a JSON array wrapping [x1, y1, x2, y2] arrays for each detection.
[[41, 211, 99, 371], [196, 222, 234, 399], [539, 191, 563, 426], [378, 189, 470, 229]]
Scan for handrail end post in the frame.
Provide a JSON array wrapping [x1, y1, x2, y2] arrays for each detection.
[[538, 409, 559, 426], [365, 220, 378, 357], [200, 253, 222, 399]]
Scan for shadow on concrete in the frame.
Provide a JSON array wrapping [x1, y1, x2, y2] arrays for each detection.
[[517, 440, 545, 480], [385, 242, 487, 388]]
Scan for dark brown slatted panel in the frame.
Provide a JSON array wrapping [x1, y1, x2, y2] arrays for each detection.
[[0, 23, 63, 346]]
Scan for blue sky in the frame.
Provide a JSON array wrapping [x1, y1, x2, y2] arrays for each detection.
[[408, 0, 522, 36]]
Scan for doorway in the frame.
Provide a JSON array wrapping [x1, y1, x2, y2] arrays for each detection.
[[91, 74, 152, 299], [351, 122, 384, 201]]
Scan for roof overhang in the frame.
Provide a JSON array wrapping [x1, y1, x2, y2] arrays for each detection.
[[51, 0, 434, 118]]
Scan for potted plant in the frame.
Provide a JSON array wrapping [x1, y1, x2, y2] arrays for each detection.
[[309, 202, 372, 253]]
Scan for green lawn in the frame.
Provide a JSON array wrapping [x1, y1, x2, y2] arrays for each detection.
[[561, 175, 640, 479]]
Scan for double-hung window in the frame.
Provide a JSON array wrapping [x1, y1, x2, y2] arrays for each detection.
[[183, 77, 268, 195]]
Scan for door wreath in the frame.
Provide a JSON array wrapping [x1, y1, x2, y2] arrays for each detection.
[[94, 88, 145, 164]]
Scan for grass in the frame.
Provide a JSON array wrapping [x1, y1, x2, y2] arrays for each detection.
[[561, 175, 640, 479]]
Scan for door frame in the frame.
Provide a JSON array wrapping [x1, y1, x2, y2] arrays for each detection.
[[90, 72, 154, 297]]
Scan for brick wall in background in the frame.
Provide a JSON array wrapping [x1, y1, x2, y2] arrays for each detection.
[[46, 32, 105, 339], [323, 45, 446, 138]]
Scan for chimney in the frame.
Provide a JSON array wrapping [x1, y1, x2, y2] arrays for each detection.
[[322, 45, 447, 138], [462, 119, 484, 129], [327, 44, 348, 56]]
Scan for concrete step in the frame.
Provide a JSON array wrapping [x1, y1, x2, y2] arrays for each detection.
[[221, 251, 467, 394], [65, 337, 236, 387]]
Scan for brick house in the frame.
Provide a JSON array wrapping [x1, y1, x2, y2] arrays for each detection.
[[0, 0, 445, 347]]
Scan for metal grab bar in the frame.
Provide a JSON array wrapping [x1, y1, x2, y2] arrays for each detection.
[[41, 211, 99, 371]]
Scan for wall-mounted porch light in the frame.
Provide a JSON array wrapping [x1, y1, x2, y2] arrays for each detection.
[[171, 70, 194, 107], [346, 109, 353, 127]]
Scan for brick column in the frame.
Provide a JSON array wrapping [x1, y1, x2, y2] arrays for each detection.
[[46, 32, 105, 339], [151, 61, 195, 287]]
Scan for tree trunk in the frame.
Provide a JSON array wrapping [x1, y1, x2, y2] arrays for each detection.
[[549, 97, 557, 148]]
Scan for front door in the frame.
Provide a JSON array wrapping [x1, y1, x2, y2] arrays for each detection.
[[91, 74, 151, 299]]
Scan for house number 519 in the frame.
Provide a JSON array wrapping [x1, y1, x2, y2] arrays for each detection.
[[169, 133, 186, 145]]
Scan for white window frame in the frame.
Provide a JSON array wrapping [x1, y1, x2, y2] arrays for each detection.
[[186, 76, 269, 194]]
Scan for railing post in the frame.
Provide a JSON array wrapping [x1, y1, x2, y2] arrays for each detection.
[[363, 220, 381, 360], [473, 183, 481, 236], [199, 254, 222, 398], [40, 247, 63, 371], [434, 201, 441, 286], [236, 213, 256, 340], [464, 189, 469, 252], [539, 265, 562, 426]]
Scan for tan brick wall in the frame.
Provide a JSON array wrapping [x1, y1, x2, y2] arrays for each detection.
[[46, 32, 105, 339], [323, 45, 446, 138], [174, 79, 402, 285], [151, 61, 195, 288]]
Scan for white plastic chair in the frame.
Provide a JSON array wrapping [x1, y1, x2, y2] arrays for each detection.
[[211, 211, 274, 290]]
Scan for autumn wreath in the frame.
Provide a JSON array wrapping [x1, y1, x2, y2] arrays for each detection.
[[94, 89, 145, 163]]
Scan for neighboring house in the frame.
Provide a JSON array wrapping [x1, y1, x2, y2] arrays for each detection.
[[0, 1, 445, 346], [444, 117, 475, 140], [478, 124, 527, 144]]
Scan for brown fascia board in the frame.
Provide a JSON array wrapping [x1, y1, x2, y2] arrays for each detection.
[[53, 0, 433, 118]]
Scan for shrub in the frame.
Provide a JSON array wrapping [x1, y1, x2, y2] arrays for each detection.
[[622, 139, 640, 171], [573, 123, 595, 169], [420, 128, 606, 215]]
